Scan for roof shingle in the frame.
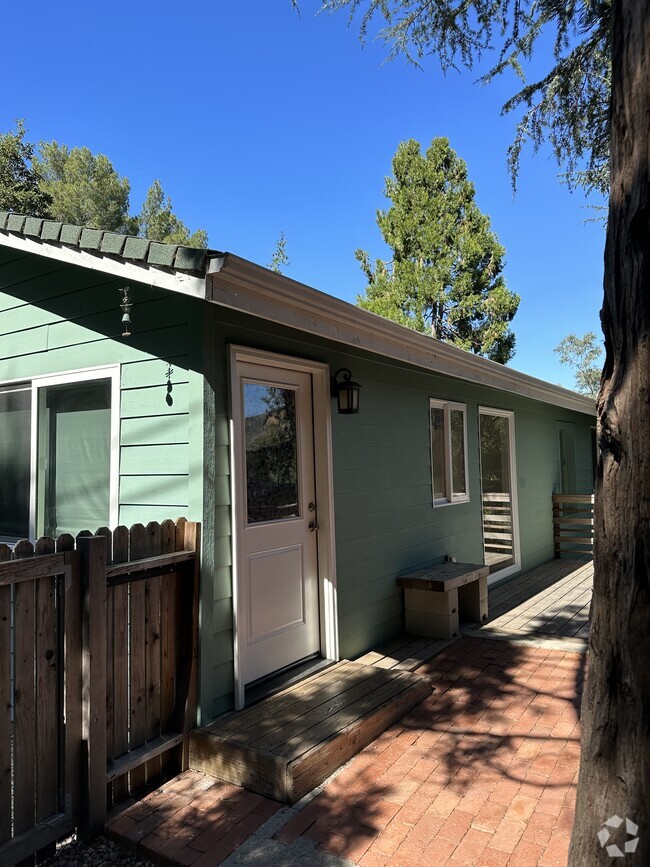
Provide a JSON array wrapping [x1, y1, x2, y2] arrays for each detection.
[[0, 211, 213, 275]]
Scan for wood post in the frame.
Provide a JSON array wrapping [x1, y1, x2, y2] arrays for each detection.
[[78, 536, 107, 840], [178, 521, 201, 770]]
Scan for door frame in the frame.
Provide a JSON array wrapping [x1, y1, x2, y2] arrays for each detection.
[[478, 406, 521, 584], [229, 345, 338, 709]]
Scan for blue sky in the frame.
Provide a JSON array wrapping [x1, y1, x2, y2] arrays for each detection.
[[1, 1, 605, 388]]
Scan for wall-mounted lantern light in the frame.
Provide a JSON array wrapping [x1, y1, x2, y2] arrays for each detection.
[[331, 368, 361, 415], [120, 286, 132, 338]]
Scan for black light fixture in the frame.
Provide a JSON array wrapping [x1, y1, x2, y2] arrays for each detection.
[[331, 368, 361, 414], [120, 286, 132, 338]]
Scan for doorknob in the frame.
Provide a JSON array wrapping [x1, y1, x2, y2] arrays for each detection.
[[308, 521, 319, 532]]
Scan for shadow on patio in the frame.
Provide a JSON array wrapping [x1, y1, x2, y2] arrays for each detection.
[[105, 558, 592, 866], [273, 635, 586, 865]]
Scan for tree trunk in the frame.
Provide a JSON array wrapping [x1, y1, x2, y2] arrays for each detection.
[[569, 1, 650, 864]]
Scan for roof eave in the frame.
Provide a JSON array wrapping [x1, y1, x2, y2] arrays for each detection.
[[0, 226, 209, 300], [209, 254, 596, 417]]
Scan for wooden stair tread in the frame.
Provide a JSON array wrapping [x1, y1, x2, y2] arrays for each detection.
[[189, 660, 432, 804]]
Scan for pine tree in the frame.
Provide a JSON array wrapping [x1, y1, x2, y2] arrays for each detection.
[[0, 121, 52, 217], [138, 180, 208, 248], [357, 138, 519, 363]]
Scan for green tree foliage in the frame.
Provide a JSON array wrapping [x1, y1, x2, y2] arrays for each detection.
[[2, 125, 208, 245], [318, 0, 610, 195], [0, 121, 52, 217], [35, 142, 133, 232], [138, 180, 208, 248], [268, 230, 290, 273], [357, 138, 520, 363], [554, 331, 603, 397]]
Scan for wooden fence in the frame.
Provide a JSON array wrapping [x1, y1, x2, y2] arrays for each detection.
[[0, 518, 200, 864], [553, 493, 594, 557]]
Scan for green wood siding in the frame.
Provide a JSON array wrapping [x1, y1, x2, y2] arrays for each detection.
[[0, 248, 204, 547], [1, 247, 595, 722], [203, 307, 594, 716]]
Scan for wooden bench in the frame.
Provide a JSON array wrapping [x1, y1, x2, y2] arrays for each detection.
[[397, 562, 489, 639]]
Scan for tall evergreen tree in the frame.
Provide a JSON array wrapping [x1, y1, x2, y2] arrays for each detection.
[[138, 180, 208, 248], [268, 230, 290, 273], [0, 121, 52, 217], [35, 142, 133, 232], [357, 138, 519, 363]]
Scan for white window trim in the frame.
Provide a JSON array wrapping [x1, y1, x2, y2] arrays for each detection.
[[478, 406, 521, 583], [429, 398, 470, 506], [0, 365, 120, 541]]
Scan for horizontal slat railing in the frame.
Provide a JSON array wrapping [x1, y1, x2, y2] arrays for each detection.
[[553, 493, 595, 558], [482, 492, 514, 562]]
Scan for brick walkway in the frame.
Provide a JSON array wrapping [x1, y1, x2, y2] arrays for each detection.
[[106, 636, 585, 866]]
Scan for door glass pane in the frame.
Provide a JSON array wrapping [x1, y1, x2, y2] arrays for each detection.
[[38, 380, 111, 538], [430, 406, 445, 500], [559, 427, 576, 493], [450, 408, 466, 496], [480, 413, 514, 574], [244, 383, 299, 523], [0, 386, 31, 541]]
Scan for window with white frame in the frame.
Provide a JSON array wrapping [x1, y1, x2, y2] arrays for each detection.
[[0, 368, 119, 544], [430, 399, 469, 505]]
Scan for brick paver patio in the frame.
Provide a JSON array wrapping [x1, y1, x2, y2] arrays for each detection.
[[106, 636, 585, 866]]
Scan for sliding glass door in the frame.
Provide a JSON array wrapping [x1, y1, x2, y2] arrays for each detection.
[[479, 408, 520, 579]]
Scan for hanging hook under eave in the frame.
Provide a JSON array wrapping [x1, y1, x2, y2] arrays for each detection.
[[120, 285, 132, 338]]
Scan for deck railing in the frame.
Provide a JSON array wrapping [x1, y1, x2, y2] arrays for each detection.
[[553, 493, 594, 558], [481, 492, 514, 568]]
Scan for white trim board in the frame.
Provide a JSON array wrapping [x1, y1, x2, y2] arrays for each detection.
[[1, 230, 595, 417], [210, 255, 595, 417], [0, 230, 207, 299]]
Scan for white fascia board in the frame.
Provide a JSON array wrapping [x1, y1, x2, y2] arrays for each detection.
[[209, 254, 596, 417], [0, 231, 208, 299]]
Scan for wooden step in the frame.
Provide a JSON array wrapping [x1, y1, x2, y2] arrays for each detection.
[[189, 660, 432, 804]]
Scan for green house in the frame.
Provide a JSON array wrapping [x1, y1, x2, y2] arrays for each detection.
[[0, 213, 595, 720]]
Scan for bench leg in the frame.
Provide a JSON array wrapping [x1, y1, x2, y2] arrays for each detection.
[[458, 576, 488, 622], [403, 588, 460, 639]]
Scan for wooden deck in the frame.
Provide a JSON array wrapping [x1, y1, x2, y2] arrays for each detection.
[[476, 558, 593, 643], [189, 659, 431, 804]]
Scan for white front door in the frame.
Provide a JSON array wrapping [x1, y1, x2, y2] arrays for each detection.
[[233, 358, 321, 689]]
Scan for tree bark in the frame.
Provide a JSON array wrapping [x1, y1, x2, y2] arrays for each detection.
[[569, 1, 650, 864]]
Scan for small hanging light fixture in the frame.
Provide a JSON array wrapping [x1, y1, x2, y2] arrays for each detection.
[[331, 368, 361, 414], [120, 286, 132, 338]]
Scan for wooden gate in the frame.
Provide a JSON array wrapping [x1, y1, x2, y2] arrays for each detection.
[[0, 540, 83, 865], [0, 518, 200, 864]]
